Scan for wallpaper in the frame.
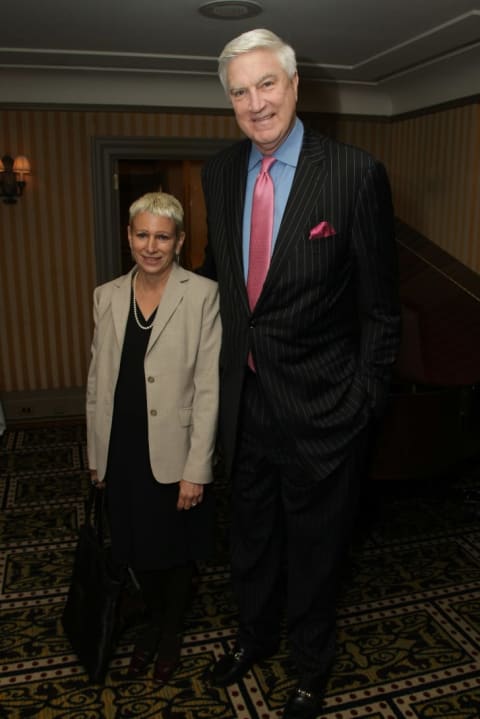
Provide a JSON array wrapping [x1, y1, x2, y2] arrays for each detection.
[[0, 102, 478, 393]]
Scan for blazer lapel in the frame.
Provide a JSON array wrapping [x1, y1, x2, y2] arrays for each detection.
[[111, 270, 133, 349], [146, 263, 188, 354]]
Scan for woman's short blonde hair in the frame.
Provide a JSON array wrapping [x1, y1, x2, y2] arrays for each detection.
[[129, 192, 184, 233]]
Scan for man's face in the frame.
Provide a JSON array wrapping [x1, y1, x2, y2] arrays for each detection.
[[227, 48, 298, 155]]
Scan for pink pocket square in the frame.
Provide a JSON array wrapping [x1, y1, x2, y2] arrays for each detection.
[[309, 221, 336, 239]]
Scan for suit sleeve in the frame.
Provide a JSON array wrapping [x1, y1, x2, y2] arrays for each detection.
[[352, 161, 401, 417], [196, 164, 218, 280]]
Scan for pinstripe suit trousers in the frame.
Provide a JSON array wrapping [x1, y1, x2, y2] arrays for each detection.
[[230, 369, 369, 685]]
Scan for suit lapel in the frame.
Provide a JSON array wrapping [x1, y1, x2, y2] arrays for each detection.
[[146, 263, 188, 354], [223, 131, 328, 312], [259, 130, 329, 304], [225, 142, 250, 312]]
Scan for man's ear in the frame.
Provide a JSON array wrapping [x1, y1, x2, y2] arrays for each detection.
[[292, 72, 299, 100]]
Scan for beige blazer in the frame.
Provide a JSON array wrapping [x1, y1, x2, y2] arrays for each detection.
[[86, 264, 221, 484]]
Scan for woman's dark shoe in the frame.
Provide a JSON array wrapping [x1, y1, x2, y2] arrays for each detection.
[[127, 623, 162, 677], [127, 644, 156, 677], [153, 655, 180, 683], [153, 634, 182, 684]]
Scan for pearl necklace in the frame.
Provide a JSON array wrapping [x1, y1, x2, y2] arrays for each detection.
[[132, 272, 156, 330]]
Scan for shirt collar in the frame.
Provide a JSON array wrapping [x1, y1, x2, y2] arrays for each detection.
[[248, 117, 304, 171]]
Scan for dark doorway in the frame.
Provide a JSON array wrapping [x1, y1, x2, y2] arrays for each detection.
[[118, 159, 165, 274], [117, 158, 207, 274], [92, 137, 234, 284]]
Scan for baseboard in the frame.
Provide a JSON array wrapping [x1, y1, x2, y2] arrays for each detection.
[[1, 387, 86, 422]]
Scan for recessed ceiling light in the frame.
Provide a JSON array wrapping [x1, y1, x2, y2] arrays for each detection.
[[198, 1, 263, 20]]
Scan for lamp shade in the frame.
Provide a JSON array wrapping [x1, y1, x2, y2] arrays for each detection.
[[13, 155, 31, 176]]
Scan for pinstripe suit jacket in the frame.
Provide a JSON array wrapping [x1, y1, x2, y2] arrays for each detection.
[[201, 127, 401, 480]]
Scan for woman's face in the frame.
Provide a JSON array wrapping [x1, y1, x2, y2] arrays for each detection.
[[128, 212, 184, 279]]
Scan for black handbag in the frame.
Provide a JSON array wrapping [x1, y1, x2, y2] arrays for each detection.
[[62, 485, 126, 683]]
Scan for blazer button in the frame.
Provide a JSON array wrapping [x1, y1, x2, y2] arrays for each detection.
[[150, 409, 157, 416], [249, 321, 256, 328], [147, 376, 155, 383]]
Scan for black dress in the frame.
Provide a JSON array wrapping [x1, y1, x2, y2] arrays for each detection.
[[105, 290, 214, 571]]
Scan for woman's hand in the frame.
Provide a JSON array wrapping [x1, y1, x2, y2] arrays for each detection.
[[90, 469, 105, 489], [177, 479, 203, 511]]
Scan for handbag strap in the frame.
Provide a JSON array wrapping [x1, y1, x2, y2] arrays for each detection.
[[85, 485, 106, 546]]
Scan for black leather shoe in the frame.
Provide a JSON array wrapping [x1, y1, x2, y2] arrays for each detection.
[[282, 686, 326, 719], [210, 645, 268, 687], [127, 644, 156, 677]]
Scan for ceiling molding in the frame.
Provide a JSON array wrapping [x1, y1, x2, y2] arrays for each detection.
[[1, 10, 479, 85], [1, 2, 479, 114]]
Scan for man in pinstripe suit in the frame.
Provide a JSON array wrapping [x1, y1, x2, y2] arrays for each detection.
[[200, 29, 401, 719]]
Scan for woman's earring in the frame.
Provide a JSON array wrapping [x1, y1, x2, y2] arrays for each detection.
[[175, 253, 181, 265]]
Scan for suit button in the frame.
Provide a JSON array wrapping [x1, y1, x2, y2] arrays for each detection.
[[147, 376, 155, 383], [249, 321, 256, 328], [150, 409, 157, 416]]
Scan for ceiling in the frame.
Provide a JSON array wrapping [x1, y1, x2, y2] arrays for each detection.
[[1, 0, 480, 87]]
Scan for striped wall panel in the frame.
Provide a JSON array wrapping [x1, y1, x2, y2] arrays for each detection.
[[331, 105, 480, 275], [0, 104, 478, 394], [389, 104, 480, 274], [0, 110, 241, 394]]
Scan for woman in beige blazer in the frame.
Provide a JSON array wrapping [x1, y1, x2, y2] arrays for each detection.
[[86, 192, 221, 683]]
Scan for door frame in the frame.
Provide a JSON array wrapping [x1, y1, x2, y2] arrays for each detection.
[[91, 136, 234, 283]]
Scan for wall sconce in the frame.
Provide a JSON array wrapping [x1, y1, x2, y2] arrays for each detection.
[[0, 154, 31, 204]]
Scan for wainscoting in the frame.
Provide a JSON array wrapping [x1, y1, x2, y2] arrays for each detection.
[[2, 387, 85, 421]]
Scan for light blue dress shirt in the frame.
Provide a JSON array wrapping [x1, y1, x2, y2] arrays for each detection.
[[242, 117, 304, 278]]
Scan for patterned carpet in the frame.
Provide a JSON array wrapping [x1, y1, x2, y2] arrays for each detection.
[[1, 420, 480, 719]]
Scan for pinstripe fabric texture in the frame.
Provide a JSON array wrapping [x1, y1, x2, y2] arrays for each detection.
[[230, 370, 369, 678], [201, 128, 401, 481]]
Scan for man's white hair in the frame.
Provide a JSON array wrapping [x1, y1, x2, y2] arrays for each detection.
[[218, 28, 297, 93]]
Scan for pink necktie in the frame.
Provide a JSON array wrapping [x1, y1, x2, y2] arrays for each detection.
[[246, 156, 276, 370], [247, 156, 276, 311]]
